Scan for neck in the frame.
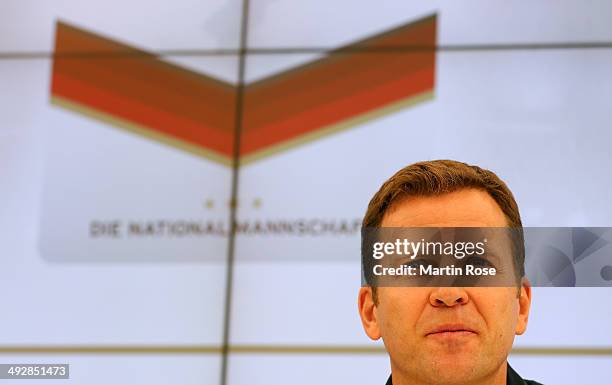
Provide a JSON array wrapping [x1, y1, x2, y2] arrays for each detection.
[[390, 361, 507, 385]]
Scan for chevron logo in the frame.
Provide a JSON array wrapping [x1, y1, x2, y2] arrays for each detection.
[[50, 14, 436, 165]]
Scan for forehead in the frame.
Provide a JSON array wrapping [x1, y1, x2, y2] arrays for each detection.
[[381, 188, 508, 227]]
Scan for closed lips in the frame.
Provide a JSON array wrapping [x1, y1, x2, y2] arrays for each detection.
[[426, 324, 477, 335]]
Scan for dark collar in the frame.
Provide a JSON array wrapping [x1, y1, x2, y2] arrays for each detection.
[[507, 364, 528, 385], [385, 363, 541, 385]]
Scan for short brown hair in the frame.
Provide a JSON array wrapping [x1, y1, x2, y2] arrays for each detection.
[[362, 160, 524, 297]]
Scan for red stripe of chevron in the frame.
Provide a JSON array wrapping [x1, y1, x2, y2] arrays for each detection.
[[51, 14, 436, 164]]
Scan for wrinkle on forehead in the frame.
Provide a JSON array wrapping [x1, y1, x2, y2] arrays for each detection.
[[381, 188, 508, 228]]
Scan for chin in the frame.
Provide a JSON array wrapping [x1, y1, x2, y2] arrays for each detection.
[[427, 337, 481, 357], [421, 361, 488, 385], [420, 351, 499, 385]]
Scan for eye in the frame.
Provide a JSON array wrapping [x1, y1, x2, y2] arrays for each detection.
[[403, 259, 438, 269], [464, 256, 494, 268]]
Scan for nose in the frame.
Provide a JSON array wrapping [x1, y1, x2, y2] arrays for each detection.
[[429, 287, 469, 307]]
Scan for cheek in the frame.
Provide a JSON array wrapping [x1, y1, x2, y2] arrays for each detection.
[[377, 289, 426, 339], [477, 289, 520, 338]]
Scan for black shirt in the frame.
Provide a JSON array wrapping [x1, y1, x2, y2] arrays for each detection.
[[385, 363, 542, 385]]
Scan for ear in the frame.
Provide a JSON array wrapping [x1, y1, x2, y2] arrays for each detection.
[[358, 287, 381, 340], [515, 277, 532, 335]]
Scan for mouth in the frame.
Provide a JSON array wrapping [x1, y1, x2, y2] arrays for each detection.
[[426, 324, 477, 337]]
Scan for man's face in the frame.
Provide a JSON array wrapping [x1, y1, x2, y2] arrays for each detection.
[[358, 189, 531, 385]]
